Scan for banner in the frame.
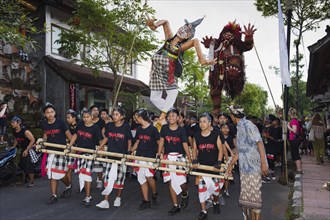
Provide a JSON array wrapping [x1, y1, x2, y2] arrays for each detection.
[[69, 83, 76, 110], [278, 0, 292, 87]]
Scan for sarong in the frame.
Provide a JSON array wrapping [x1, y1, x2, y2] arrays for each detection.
[[239, 173, 262, 209]]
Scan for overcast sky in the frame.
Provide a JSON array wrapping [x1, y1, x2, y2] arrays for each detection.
[[137, 0, 329, 108]]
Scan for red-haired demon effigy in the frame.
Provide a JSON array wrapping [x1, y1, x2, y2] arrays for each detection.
[[202, 21, 256, 114]]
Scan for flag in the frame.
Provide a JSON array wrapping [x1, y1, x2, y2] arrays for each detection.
[[278, 0, 291, 87]]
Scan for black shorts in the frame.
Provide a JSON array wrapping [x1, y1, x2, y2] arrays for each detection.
[[19, 152, 35, 174], [289, 140, 301, 161]]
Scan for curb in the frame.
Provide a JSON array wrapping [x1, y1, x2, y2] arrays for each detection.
[[292, 173, 303, 218]]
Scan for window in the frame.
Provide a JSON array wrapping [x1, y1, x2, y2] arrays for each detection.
[[51, 24, 84, 60], [51, 24, 62, 55]]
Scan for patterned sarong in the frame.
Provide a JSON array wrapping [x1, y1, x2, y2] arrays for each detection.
[[102, 161, 127, 195], [134, 160, 155, 185], [76, 154, 94, 191], [239, 173, 262, 209], [45, 154, 68, 180], [198, 176, 220, 203]]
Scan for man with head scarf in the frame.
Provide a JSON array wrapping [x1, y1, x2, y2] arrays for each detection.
[[226, 105, 268, 220]]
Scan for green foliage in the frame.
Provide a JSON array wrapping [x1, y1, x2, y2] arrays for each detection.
[[270, 53, 317, 116], [288, 77, 317, 116], [254, 0, 330, 32], [255, 0, 329, 113], [57, 0, 157, 75], [0, 0, 40, 51], [179, 50, 210, 115], [234, 83, 268, 117], [117, 90, 139, 118]]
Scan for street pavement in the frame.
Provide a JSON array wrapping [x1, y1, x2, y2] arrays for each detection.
[[0, 168, 288, 220], [300, 154, 330, 219]]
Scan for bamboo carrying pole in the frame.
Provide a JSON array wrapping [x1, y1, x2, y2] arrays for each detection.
[[38, 140, 227, 170], [36, 140, 232, 180]]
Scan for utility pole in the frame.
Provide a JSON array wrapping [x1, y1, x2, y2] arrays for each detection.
[[283, 0, 293, 184]]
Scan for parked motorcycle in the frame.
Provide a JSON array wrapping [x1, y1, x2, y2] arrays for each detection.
[[0, 147, 18, 185]]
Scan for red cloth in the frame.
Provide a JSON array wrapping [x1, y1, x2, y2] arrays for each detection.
[[41, 153, 48, 177], [167, 59, 175, 85]]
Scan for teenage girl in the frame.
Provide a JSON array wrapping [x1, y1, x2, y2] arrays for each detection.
[[65, 109, 79, 188], [130, 108, 160, 210], [96, 107, 132, 209], [68, 109, 103, 206], [157, 108, 191, 216], [90, 105, 105, 189], [40, 103, 72, 204]]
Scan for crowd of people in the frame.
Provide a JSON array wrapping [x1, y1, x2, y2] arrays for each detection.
[[1, 101, 329, 220]]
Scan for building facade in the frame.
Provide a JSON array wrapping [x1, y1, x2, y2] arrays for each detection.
[[0, 0, 150, 123]]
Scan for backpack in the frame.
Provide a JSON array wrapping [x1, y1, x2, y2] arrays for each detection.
[[294, 120, 305, 141]]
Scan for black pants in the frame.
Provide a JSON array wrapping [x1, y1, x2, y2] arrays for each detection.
[[289, 140, 301, 161]]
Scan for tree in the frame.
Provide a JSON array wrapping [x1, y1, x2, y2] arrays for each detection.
[[57, 0, 157, 108], [255, 0, 330, 113], [234, 83, 268, 118], [0, 0, 39, 51], [179, 50, 210, 116], [288, 76, 317, 116], [270, 52, 317, 116]]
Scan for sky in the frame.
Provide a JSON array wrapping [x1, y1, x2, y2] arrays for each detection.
[[136, 0, 330, 109]]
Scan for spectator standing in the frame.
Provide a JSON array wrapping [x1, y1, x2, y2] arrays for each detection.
[[309, 113, 326, 165], [287, 107, 303, 174]]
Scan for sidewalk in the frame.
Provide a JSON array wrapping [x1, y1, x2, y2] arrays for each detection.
[[300, 154, 330, 219]]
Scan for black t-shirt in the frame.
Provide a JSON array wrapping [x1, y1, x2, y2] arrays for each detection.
[[135, 124, 160, 158], [104, 122, 132, 154], [213, 126, 226, 144], [12, 127, 30, 150], [228, 123, 237, 138], [94, 118, 105, 130], [76, 123, 103, 150], [41, 118, 68, 151], [131, 120, 140, 131], [68, 121, 79, 135], [160, 124, 188, 155], [194, 130, 219, 167], [191, 123, 200, 137], [223, 134, 235, 157], [224, 135, 235, 149], [266, 125, 282, 155], [263, 125, 271, 153], [256, 122, 263, 135], [182, 124, 192, 138]]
